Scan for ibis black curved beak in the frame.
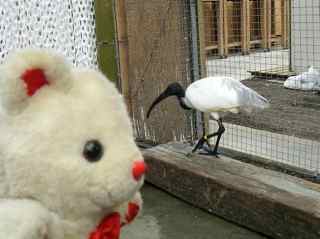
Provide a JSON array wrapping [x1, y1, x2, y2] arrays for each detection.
[[146, 82, 186, 118], [146, 89, 172, 118]]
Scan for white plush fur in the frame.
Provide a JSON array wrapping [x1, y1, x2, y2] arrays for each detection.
[[0, 49, 144, 239], [0, 49, 72, 114], [0, 199, 62, 239]]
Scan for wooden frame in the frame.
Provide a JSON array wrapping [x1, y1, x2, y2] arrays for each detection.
[[114, 0, 132, 116], [202, 0, 289, 57], [281, 0, 289, 48], [261, 0, 272, 49], [241, 0, 250, 54]]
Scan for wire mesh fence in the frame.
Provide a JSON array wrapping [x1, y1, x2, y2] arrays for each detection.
[[0, 0, 97, 67], [201, 0, 320, 175], [125, 0, 197, 143], [123, 0, 320, 176]]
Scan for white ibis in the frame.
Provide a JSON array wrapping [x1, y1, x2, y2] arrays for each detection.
[[147, 76, 269, 156]]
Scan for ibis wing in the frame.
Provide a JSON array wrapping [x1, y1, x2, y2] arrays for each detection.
[[185, 77, 269, 113]]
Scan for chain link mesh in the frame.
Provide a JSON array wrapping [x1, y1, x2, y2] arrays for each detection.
[[0, 0, 97, 67]]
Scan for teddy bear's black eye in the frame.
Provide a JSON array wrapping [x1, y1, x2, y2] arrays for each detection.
[[83, 140, 104, 162]]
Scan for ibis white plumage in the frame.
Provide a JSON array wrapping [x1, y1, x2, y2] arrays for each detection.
[[147, 76, 269, 156]]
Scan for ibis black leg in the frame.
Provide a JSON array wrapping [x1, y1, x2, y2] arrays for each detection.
[[206, 119, 225, 156], [189, 119, 225, 157], [191, 136, 207, 153]]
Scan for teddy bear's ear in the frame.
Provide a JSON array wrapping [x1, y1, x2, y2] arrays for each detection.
[[0, 49, 72, 114]]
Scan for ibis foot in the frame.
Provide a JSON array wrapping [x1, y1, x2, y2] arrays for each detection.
[[186, 152, 194, 158], [186, 149, 218, 158], [199, 145, 220, 158], [190, 136, 210, 155], [188, 139, 219, 157], [203, 150, 220, 158]]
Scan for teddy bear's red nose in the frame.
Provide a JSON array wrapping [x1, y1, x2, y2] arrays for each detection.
[[132, 161, 147, 181]]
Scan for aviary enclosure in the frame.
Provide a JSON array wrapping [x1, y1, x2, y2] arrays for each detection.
[[121, 0, 320, 178]]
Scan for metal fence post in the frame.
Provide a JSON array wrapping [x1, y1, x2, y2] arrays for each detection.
[[189, 0, 202, 140]]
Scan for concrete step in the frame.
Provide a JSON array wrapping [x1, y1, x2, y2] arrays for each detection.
[[122, 184, 267, 239], [142, 142, 320, 239]]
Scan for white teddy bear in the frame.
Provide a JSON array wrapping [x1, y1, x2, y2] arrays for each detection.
[[0, 49, 146, 239]]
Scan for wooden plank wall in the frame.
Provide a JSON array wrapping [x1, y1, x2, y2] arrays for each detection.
[[203, 0, 289, 56], [203, 1, 218, 49], [125, 0, 196, 143]]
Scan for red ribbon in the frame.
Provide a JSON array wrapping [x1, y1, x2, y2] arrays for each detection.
[[88, 203, 140, 239], [89, 213, 121, 239]]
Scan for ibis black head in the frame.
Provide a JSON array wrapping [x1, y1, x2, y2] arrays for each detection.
[[146, 82, 186, 118]]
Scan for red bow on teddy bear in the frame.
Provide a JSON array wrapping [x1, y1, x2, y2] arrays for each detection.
[[89, 203, 140, 239]]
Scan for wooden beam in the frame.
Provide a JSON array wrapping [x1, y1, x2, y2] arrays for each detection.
[[228, 41, 242, 47], [202, 2, 214, 48], [250, 39, 263, 44], [281, 0, 288, 48], [267, 0, 272, 49], [198, 0, 207, 78], [217, 0, 225, 57], [223, 0, 229, 56], [246, 0, 251, 51], [114, 0, 132, 116], [143, 142, 320, 239], [241, 0, 250, 54], [274, 0, 282, 36], [205, 45, 219, 50], [261, 0, 267, 48], [261, 0, 272, 49]]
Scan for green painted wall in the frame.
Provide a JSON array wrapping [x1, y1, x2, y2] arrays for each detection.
[[94, 0, 118, 82]]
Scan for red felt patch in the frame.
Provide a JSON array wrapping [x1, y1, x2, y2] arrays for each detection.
[[125, 203, 140, 223], [132, 161, 147, 181], [21, 68, 49, 96], [89, 213, 121, 239]]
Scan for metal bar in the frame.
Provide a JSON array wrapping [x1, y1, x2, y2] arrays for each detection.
[[218, 0, 225, 56], [190, 0, 203, 139], [198, 0, 209, 137], [190, 0, 200, 81]]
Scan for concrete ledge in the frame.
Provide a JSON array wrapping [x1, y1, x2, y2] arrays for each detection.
[[142, 142, 320, 239]]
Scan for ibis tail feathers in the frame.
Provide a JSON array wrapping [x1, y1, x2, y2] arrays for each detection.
[[243, 90, 270, 114], [254, 94, 270, 109]]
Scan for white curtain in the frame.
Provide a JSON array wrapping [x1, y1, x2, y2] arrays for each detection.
[[0, 0, 97, 67]]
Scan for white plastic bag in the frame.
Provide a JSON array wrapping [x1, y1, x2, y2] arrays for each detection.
[[284, 67, 320, 91]]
